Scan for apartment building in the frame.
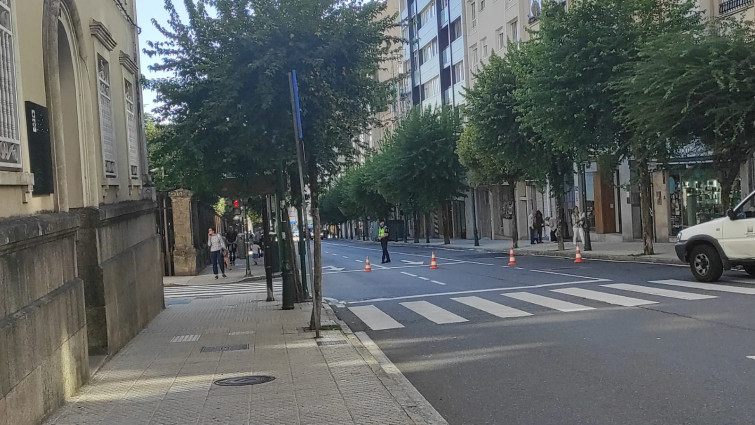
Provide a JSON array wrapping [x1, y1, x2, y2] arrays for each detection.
[[0, 1, 164, 423]]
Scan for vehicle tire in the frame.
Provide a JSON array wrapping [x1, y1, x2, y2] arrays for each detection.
[[689, 244, 724, 282], [744, 265, 755, 278]]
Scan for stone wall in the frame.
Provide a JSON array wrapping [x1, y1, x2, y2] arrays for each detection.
[[0, 213, 89, 425]]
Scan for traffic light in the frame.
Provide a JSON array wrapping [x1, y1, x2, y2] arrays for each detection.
[[233, 199, 240, 208]]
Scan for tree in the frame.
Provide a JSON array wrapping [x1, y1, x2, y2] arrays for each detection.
[[459, 52, 538, 248], [616, 17, 755, 212], [374, 107, 466, 244], [146, 0, 399, 333], [319, 184, 348, 227]]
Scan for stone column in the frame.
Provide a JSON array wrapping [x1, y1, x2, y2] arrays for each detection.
[[170, 189, 200, 276]]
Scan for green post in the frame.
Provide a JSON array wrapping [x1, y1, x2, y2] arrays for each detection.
[[296, 203, 310, 298]]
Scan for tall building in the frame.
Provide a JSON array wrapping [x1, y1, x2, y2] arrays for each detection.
[[0, 1, 164, 423]]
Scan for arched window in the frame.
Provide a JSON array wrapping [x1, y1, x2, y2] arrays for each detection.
[[0, 0, 21, 170]]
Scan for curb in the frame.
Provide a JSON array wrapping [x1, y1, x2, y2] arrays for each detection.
[[322, 303, 448, 425], [336, 238, 684, 266]]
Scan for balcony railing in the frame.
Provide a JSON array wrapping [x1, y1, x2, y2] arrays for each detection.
[[720, 0, 753, 14]]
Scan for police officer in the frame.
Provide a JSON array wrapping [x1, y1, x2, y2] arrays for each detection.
[[378, 219, 391, 264]]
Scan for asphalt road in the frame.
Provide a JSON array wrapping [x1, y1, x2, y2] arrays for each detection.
[[322, 239, 755, 425]]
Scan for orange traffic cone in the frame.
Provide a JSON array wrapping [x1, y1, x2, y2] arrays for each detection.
[[430, 252, 438, 269], [364, 256, 372, 272], [574, 244, 583, 263], [508, 246, 517, 266]]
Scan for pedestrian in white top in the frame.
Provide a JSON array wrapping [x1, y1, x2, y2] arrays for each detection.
[[571, 206, 586, 247], [208, 227, 227, 279]]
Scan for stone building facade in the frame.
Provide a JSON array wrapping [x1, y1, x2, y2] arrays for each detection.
[[0, 1, 164, 424]]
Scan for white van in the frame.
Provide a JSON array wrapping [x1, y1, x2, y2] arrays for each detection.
[[675, 189, 755, 282]]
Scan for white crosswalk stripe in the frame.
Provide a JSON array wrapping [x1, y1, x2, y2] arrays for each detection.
[[348, 306, 404, 330], [400, 301, 468, 324], [602, 283, 716, 300], [650, 279, 755, 295], [164, 282, 281, 299], [503, 292, 594, 312], [552, 288, 657, 307], [451, 296, 532, 319]]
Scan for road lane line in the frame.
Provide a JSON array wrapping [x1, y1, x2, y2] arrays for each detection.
[[431, 280, 447, 286], [650, 279, 755, 295], [418, 277, 430, 281], [346, 279, 611, 304], [401, 272, 418, 277], [400, 301, 468, 324], [324, 242, 493, 264], [747, 356, 755, 360], [342, 256, 350, 259], [503, 292, 594, 312], [602, 283, 716, 300], [355, 260, 363, 263], [530, 269, 603, 280], [552, 288, 657, 307], [451, 296, 532, 318], [348, 305, 404, 330]]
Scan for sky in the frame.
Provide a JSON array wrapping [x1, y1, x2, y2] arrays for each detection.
[[136, 0, 187, 114]]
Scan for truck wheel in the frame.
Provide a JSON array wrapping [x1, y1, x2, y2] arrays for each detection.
[[689, 244, 724, 282], [744, 265, 755, 278]]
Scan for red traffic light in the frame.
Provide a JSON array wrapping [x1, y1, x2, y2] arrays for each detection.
[[233, 200, 240, 208]]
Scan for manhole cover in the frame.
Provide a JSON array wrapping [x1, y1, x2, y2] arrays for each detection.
[[201, 344, 249, 353], [213, 375, 275, 386], [317, 340, 347, 346]]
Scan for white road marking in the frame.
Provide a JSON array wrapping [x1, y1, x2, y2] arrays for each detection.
[[552, 288, 657, 307], [170, 334, 200, 343], [431, 280, 447, 286], [747, 356, 755, 360], [418, 277, 430, 281], [503, 292, 594, 312], [400, 301, 468, 324], [401, 272, 418, 277], [451, 296, 532, 319], [324, 242, 493, 265], [650, 279, 755, 295], [346, 279, 610, 305], [342, 256, 350, 259], [356, 260, 363, 263], [401, 260, 424, 265], [530, 269, 603, 280], [602, 283, 716, 300], [348, 305, 404, 330]]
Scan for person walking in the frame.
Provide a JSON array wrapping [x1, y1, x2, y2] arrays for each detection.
[[251, 242, 261, 265], [528, 210, 537, 244], [535, 210, 545, 244], [571, 206, 586, 247], [208, 227, 227, 279], [378, 219, 391, 264], [225, 228, 238, 266], [548, 214, 559, 242]]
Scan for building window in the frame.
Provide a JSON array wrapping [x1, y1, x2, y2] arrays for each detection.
[[453, 61, 464, 83], [97, 54, 117, 179], [451, 19, 462, 41], [422, 77, 440, 100], [481, 38, 488, 58], [480, 0, 486, 10], [471, 3, 477, 28], [402, 25, 409, 42], [496, 27, 505, 50], [420, 1, 436, 28], [509, 19, 519, 45], [0, 0, 21, 171], [124, 79, 139, 180], [420, 38, 438, 64], [470, 45, 478, 65], [412, 50, 419, 69]]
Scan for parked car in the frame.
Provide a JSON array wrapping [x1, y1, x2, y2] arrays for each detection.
[[675, 189, 755, 282]]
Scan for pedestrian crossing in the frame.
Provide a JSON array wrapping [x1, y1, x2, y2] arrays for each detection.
[[341, 280, 755, 331], [164, 281, 282, 300]]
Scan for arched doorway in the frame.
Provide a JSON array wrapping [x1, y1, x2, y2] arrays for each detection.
[[57, 17, 84, 208]]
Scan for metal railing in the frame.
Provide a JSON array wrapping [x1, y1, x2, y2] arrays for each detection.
[[719, 0, 753, 14]]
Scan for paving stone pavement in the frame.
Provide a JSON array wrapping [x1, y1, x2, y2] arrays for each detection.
[[42, 290, 443, 425]]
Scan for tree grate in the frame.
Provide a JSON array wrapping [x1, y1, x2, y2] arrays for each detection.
[[213, 375, 275, 386], [317, 340, 347, 346], [200, 344, 249, 353]]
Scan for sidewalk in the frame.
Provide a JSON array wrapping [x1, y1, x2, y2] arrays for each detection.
[[347, 236, 683, 265], [43, 274, 446, 424], [163, 256, 268, 286]]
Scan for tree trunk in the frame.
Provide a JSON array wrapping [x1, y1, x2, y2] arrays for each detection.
[[413, 211, 420, 243], [262, 195, 275, 302], [638, 159, 655, 255], [425, 213, 431, 243], [556, 193, 565, 251], [442, 201, 451, 244], [717, 165, 740, 212], [308, 166, 322, 338], [282, 207, 305, 302], [508, 181, 519, 249]]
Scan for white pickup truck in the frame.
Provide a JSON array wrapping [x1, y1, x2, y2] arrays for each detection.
[[675, 189, 755, 282]]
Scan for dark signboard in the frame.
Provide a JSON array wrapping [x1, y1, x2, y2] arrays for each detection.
[[26, 102, 54, 195]]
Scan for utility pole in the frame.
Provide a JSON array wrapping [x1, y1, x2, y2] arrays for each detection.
[[471, 187, 480, 246], [243, 203, 252, 277], [578, 164, 592, 251]]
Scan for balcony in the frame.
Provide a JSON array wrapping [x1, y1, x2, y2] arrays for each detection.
[[443, 88, 452, 105], [440, 9, 448, 27], [719, 0, 753, 14], [442, 48, 451, 67]]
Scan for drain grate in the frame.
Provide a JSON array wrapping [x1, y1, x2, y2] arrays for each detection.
[[317, 340, 347, 346], [213, 375, 275, 386], [201, 344, 249, 353]]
